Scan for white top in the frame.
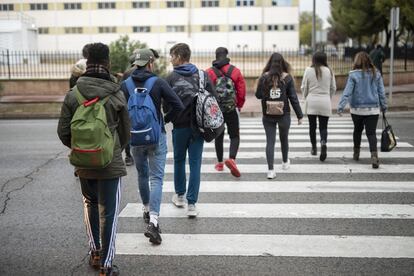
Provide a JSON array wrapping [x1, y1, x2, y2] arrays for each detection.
[[301, 66, 336, 117], [350, 107, 380, 115]]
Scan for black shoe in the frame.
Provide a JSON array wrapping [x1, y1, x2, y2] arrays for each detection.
[[143, 211, 150, 224], [371, 151, 379, 169], [311, 145, 317, 155], [353, 147, 360, 161], [89, 250, 100, 270], [99, 265, 119, 276], [125, 155, 134, 166], [144, 222, 162, 245], [320, 144, 327, 162]]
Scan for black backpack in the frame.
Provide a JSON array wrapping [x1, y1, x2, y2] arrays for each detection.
[[211, 66, 237, 113]]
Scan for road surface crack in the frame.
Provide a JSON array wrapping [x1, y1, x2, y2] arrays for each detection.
[[0, 150, 65, 215]]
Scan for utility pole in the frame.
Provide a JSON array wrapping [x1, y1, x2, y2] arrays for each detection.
[[312, 0, 316, 52], [389, 7, 399, 104]]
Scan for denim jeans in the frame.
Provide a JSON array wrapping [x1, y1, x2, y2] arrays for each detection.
[[172, 128, 204, 205], [262, 115, 291, 169], [131, 132, 167, 216]]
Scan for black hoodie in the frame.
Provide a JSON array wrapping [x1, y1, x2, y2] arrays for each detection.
[[120, 68, 184, 131]]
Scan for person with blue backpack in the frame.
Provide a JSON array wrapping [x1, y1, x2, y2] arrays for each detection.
[[165, 43, 218, 218], [120, 48, 184, 245]]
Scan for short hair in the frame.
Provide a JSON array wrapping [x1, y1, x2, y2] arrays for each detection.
[[376, 44, 383, 49], [86, 43, 110, 66], [170, 43, 191, 63], [215, 47, 228, 60], [150, 48, 160, 59], [82, 43, 92, 59]]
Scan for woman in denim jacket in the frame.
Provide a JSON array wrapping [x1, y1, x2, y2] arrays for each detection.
[[337, 51, 387, 168]]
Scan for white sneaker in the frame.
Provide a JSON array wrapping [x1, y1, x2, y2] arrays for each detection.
[[282, 159, 290, 170], [187, 204, 198, 218], [172, 194, 185, 208], [267, 170, 276, 179]]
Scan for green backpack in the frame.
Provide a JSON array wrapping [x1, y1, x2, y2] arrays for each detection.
[[69, 86, 114, 169]]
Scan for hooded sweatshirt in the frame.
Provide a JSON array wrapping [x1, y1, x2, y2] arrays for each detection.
[[166, 63, 216, 128], [120, 67, 185, 131], [57, 75, 130, 179]]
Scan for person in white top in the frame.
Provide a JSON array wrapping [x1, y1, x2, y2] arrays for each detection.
[[301, 52, 336, 161]]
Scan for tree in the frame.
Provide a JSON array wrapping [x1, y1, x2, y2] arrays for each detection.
[[330, 0, 384, 46], [299, 11, 323, 46], [327, 17, 348, 47], [109, 35, 168, 77]]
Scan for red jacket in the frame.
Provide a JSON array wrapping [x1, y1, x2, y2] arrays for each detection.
[[206, 64, 246, 109]]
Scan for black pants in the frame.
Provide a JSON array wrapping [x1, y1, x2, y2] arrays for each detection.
[[263, 115, 291, 169], [351, 114, 379, 152], [80, 177, 121, 268], [308, 115, 329, 146], [125, 144, 131, 157], [215, 109, 240, 162]]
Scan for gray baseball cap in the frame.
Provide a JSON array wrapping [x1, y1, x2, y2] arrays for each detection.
[[132, 48, 154, 66]]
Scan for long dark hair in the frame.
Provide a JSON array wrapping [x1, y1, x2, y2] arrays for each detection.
[[311, 51, 330, 80], [261, 52, 291, 92], [353, 51, 376, 77]]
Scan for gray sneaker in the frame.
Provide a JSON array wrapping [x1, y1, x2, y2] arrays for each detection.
[[187, 204, 198, 218], [172, 194, 185, 208]]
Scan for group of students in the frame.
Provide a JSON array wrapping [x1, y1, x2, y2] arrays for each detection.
[[58, 42, 386, 276]]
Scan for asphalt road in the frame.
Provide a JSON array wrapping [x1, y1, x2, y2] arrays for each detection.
[[0, 112, 413, 276]]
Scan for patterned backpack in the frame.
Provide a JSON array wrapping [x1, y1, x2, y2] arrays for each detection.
[[195, 70, 225, 142], [211, 66, 236, 113]]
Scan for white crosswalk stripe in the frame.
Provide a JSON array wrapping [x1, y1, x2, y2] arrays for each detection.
[[116, 116, 414, 261]]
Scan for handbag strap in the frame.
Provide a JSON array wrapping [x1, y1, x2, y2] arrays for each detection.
[[382, 112, 389, 128]]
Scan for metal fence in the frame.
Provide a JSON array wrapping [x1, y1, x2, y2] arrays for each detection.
[[1, 47, 413, 80]]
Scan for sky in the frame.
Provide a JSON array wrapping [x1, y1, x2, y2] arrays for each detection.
[[299, 0, 331, 29]]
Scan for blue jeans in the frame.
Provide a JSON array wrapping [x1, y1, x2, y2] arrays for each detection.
[[172, 128, 204, 205], [131, 132, 167, 216]]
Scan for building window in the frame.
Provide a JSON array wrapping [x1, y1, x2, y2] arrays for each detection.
[[201, 0, 219, 7], [166, 1, 185, 8], [64, 27, 83, 34], [284, 24, 294, 31], [267, 25, 278, 31], [202, 25, 219, 32], [64, 3, 81, 9], [0, 4, 14, 11], [38, 27, 49, 34], [133, 26, 151, 33], [247, 25, 258, 31], [166, 25, 185, 32], [98, 26, 117, 33], [30, 3, 48, 10], [236, 0, 254, 6], [132, 1, 150, 8], [271, 0, 277, 5], [273, 0, 292, 6], [232, 25, 243, 31], [98, 2, 116, 9]]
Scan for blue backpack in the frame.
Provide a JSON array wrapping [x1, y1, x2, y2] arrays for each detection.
[[125, 76, 161, 147]]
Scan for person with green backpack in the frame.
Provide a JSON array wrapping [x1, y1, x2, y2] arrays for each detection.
[[57, 43, 130, 276], [206, 47, 246, 177]]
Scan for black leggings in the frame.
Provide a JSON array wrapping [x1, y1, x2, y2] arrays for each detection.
[[215, 109, 240, 162], [351, 114, 379, 152], [263, 115, 291, 170], [308, 115, 329, 145]]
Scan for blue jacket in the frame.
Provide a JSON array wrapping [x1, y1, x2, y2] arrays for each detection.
[[337, 70, 387, 113]]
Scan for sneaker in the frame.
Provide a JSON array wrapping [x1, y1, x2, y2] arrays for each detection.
[[143, 211, 150, 224], [282, 159, 290, 170], [99, 265, 119, 276], [88, 250, 100, 270], [267, 170, 276, 179], [144, 222, 162, 245], [224, 159, 241, 177], [187, 204, 198, 218], [172, 194, 185, 208], [125, 155, 134, 166], [215, 162, 224, 171], [311, 145, 317, 155]]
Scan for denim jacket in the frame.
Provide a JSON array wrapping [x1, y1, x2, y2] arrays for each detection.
[[337, 70, 387, 113]]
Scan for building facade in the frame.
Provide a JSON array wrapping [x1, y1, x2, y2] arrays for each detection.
[[1, 0, 299, 51]]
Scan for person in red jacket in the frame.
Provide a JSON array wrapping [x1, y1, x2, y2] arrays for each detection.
[[206, 47, 246, 177]]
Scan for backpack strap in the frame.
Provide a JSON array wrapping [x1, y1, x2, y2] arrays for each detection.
[[143, 76, 158, 93], [211, 67, 224, 78], [73, 85, 110, 106], [125, 76, 136, 97], [224, 65, 235, 79], [198, 70, 205, 93]]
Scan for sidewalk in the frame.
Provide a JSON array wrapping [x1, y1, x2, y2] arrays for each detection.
[[1, 83, 414, 118], [241, 83, 414, 117]]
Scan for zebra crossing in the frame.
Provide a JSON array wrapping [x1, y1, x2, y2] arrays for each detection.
[[116, 116, 414, 268]]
